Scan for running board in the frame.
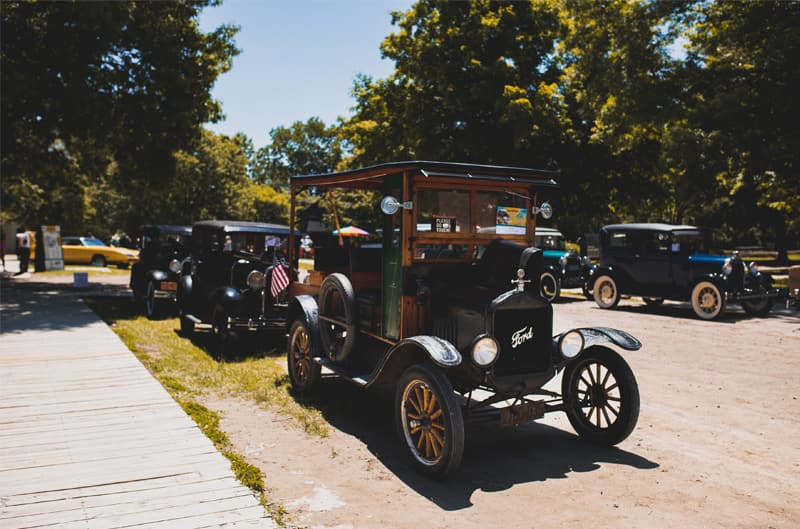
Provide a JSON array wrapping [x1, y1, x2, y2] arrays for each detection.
[[313, 357, 370, 387]]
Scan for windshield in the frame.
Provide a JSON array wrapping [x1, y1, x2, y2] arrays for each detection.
[[82, 237, 106, 247], [416, 189, 528, 235], [535, 233, 565, 250], [224, 231, 287, 259]]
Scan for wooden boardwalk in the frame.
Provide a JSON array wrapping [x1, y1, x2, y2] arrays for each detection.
[[0, 287, 275, 528]]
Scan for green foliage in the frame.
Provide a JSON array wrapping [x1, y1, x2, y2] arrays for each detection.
[[252, 117, 343, 188], [1, 1, 239, 231]]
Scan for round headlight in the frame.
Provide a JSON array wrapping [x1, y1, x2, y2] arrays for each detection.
[[748, 261, 758, 274], [722, 258, 733, 276], [247, 270, 266, 290], [471, 335, 499, 368], [168, 259, 181, 273], [559, 330, 585, 359]]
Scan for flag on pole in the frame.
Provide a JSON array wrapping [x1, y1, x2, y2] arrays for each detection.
[[270, 263, 290, 298]]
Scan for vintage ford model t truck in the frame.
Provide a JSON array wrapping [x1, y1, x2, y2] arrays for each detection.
[[284, 161, 642, 476]]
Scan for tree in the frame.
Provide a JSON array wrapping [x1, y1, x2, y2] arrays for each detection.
[[683, 0, 800, 256], [252, 117, 343, 188], [342, 0, 567, 169], [1, 1, 239, 229]]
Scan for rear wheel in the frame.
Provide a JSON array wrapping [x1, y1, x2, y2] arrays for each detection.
[[540, 271, 561, 302], [691, 281, 725, 320], [562, 346, 639, 446], [593, 275, 620, 309], [395, 364, 464, 477], [287, 320, 321, 394]]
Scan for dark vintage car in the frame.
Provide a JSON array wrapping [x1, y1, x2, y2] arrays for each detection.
[[284, 161, 642, 476], [535, 227, 592, 301], [177, 220, 293, 346], [130, 224, 192, 319], [589, 223, 781, 320]]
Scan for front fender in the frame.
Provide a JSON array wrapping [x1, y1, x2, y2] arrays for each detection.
[[215, 287, 242, 308], [287, 295, 321, 352], [588, 266, 614, 289], [554, 327, 641, 352], [367, 336, 462, 388], [178, 274, 193, 308]]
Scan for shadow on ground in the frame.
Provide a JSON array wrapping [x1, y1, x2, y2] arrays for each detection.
[[304, 377, 658, 510]]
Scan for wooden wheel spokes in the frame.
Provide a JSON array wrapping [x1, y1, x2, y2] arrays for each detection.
[[404, 381, 446, 463], [292, 329, 310, 381], [576, 362, 622, 429]]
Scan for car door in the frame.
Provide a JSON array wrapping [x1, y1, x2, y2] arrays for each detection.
[[626, 231, 672, 295]]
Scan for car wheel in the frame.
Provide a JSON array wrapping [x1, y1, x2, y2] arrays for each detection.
[[562, 346, 640, 446], [287, 319, 321, 394], [581, 283, 593, 301], [145, 281, 160, 320], [211, 303, 235, 351], [540, 271, 561, 302], [642, 297, 664, 306], [179, 309, 194, 336], [691, 281, 726, 320], [395, 364, 465, 477], [741, 297, 773, 316], [318, 273, 357, 364], [91, 254, 106, 267], [593, 275, 620, 309]]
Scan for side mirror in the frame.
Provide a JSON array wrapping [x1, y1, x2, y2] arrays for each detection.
[[380, 195, 413, 215]]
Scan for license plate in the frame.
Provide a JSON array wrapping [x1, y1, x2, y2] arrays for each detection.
[[160, 281, 177, 291], [500, 400, 545, 427]]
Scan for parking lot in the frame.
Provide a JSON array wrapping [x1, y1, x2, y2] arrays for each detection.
[[209, 294, 799, 529]]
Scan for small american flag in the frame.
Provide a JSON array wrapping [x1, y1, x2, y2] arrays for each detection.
[[270, 263, 290, 299]]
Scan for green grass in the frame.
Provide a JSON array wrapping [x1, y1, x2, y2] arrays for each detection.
[[84, 297, 329, 527]]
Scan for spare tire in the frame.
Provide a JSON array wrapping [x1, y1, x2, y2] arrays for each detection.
[[318, 273, 358, 363]]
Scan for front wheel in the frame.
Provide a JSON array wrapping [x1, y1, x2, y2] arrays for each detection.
[[145, 281, 160, 320], [691, 281, 726, 320], [540, 271, 561, 302], [211, 303, 235, 351], [395, 364, 464, 477], [91, 254, 107, 267], [287, 320, 321, 394], [593, 275, 620, 309], [562, 346, 639, 446]]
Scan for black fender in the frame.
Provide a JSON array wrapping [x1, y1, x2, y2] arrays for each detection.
[[587, 265, 615, 290], [146, 269, 168, 282], [367, 336, 462, 388], [542, 264, 561, 278], [554, 327, 642, 354], [688, 273, 727, 298], [287, 295, 321, 352], [213, 286, 242, 309], [748, 270, 773, 289], [178, 274, 193, 309]]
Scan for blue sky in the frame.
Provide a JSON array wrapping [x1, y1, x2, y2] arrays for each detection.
[[199, 0, 413, 148]]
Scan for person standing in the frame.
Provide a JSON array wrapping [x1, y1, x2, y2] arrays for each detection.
[[15, 226, 31, 275]]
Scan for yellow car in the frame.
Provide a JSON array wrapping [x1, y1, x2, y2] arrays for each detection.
[[61, 236, 139, 268]]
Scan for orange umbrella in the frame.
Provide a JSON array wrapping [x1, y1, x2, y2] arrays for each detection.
[[332, 226, 370, 237]]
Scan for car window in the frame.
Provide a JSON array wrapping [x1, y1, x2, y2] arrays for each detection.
[[82, 238, 106, 247], [62, 237, 80, 245], [671, 231, 708, 254], [474, 190, 528, 235], [416, 189, 470, 233], [535, 234, 565, 250]]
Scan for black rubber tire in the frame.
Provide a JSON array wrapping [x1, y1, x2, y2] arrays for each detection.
[[179, 310, 194, 336], [642, 297, 664, 306], [691, 281, 726, 320], [211, 303, 235, 351], [593, 275, 620, 309], [91, 254, 106, 267], [145, 281, 160, 320], [287, 319, 321, 394], [540, 271, 561, 302], [318, 273, 357, 364], [395, 364, 465, 477], [562, 346, 640, 446]]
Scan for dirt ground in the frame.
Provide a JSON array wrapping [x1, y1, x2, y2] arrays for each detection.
[[209, 294, 800, 529], [7, 266, 797, 528]]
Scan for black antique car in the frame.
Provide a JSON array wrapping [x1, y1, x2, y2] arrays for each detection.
[[177, 220, 293, 346], [588, 223, 781, 320], [284, 161, 642, 476], [130, 224, 192, 319], [535, 227, 592, 301]]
